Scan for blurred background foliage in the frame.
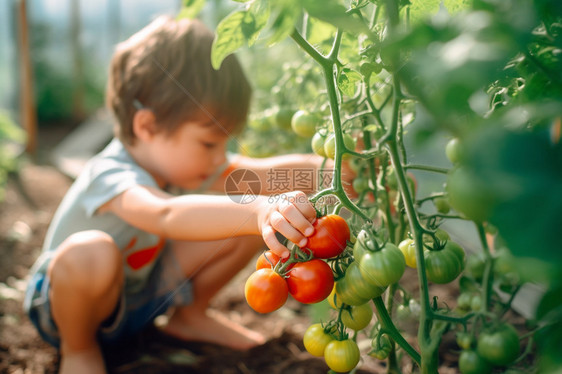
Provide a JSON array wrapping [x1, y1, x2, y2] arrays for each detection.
[[1, 0, 561, 370]]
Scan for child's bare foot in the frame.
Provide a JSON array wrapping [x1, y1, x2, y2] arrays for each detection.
[[59, 347, 106, 374], [160, 308, 266, 350]]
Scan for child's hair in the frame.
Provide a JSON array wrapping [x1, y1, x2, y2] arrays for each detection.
[[106, 15, 251, 145]]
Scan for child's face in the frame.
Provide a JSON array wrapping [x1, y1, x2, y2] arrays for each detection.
[[146, 120, 230, 190]]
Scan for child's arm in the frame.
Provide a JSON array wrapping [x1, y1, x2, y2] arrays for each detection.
[[98, 185, 316, 258]]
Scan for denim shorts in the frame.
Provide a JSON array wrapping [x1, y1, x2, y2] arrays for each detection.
[[23, 245, 193, 348]]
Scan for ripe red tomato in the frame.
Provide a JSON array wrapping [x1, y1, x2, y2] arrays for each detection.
[[305, 215, 350, 259], [244, 268, 288, 314], [255, 251, 281, 270], [256, 251, 295, 271], [286, 259, 334, 304]]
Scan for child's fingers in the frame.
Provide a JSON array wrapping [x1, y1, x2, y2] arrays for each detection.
[[269, 211, 308, 248], [285, 191, 317, 223], [262, 225, 290, 259], [277, 200, 315, 238]]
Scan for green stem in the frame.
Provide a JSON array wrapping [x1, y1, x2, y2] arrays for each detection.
[[404, 164, 449, 174], [290, 28, 326, 65], [292, 27, 371, 223], [372, 296, 421, 365], [476, 223, 494, 313], [379, 16, 437, 366], [384, 284, 402, 374]]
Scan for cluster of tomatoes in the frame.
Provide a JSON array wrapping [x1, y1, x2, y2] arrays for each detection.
[[244, 214, 350, 314], [456, 323, 521, 374]]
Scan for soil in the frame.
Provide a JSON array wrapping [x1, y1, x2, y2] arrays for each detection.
[[0, 127, 528, 374]]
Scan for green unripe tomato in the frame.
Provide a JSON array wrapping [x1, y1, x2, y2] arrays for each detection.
[[434, 196, 451, 214], [323, 133, 356, 159], [446, 166, 498, 223], [459, 349, 493, 374], [359, 243, 406, 287], [303, 323, 333, 357], [424, 241, 465, 284], [324, 339, 360, 373], [352, 177, 370, 194], [456, 332, 475, 350], [466, 252, 486, 280], [291, 110, 320, 137], [311, 132, 327, 157], [341, 303, 373, 331], [445, 137, 464, 164], [477, 324, 520, 366]]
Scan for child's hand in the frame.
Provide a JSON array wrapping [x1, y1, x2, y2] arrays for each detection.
[[257, 191, 317, 259]]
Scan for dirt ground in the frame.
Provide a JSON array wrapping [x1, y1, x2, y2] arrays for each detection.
[[0, 128, 526, 374]]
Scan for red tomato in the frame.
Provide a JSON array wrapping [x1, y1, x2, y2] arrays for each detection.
[[256, 251, 294, 271], [256, 251, 281, 270], [286, 259, 335, 304], [244, 268, 289, 313], [305, 215, 350, 259]]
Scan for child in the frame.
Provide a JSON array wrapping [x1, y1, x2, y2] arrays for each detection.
[[24, 15, 330, 374]]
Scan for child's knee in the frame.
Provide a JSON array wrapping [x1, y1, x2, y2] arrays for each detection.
[[48, 230, 123, 297]]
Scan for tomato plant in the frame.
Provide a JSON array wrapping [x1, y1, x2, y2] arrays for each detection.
[[286, 259, 334, 304], [199, 0, 562, 371], [305, 214, 350, 259], [244, 268, 288, 314]]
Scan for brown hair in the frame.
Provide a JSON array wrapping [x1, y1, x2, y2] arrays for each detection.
[[106, 15, 251, 144]]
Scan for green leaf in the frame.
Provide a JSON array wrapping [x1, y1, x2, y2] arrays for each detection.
[[248, 0, 270, 46], [306, 17, 337, 47], [211, 4, 269, 70], [177, 0, 206, 19], [337, 68, 361, 97], [267, 1, 301, 46], [408, 0, 441, 23]]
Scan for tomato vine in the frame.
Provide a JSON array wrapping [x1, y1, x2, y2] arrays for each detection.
[[184, 0, 562, 372]]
